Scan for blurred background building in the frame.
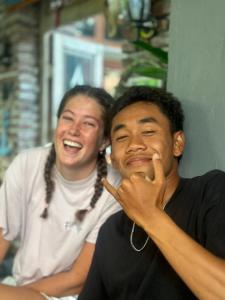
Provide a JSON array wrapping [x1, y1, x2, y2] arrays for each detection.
[[0, 0, 170, 277], [0, 0, 170, 182], [1, 0, 225, 281]]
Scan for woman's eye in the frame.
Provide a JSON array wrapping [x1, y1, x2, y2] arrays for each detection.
[[83, 121, 95, 127], [62, 115, 73, 122]]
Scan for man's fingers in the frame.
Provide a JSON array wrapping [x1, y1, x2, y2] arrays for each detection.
[[102, 178, 120, 200], [152, 152, 165, 183]]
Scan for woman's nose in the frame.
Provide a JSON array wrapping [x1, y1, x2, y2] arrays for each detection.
[[69, 122, 81, 136]]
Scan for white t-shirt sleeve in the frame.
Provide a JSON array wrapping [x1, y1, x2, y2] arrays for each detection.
[[0, 153, 26, 241], [85, 195, 120, 244], [85, 166, 121, 244]]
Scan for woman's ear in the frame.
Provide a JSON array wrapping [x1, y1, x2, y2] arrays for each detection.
[[173, 131, 185, 157]]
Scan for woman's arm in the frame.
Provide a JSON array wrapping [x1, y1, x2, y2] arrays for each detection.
[[25, 241, 95, 297], [0, 228, 11, 262], [0, 284, 46, 300]]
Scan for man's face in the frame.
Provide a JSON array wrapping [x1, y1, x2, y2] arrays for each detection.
[[110, 101, 184, 180]]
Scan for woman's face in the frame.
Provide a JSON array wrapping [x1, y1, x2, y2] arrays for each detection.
[[54, 94, 106, 180]]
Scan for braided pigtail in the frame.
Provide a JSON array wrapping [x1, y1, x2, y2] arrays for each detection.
[[41, 144, 56, 218], [75, 150, 108, 222]]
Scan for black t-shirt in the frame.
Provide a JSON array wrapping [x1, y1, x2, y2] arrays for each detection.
[[79, 170, 225, 300]]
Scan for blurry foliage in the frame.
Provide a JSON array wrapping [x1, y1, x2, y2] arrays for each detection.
[[115, 40, 168, 97], [104, 0, 169, 97]]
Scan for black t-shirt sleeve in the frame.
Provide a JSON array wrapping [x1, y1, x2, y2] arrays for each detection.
[[78, 229, 108, 300], [202, 171, 225, 258]]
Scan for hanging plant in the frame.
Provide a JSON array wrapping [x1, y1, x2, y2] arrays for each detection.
[[130, 40, 168, 80], [115, 39, 168, 96]]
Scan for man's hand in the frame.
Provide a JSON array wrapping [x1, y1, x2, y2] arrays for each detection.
[[102, 153, 166, 228]]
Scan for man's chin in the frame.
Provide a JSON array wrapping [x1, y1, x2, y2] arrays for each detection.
[[121, 168, 154, 180]]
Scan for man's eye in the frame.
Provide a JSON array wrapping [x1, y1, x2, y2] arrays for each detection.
[[142, 130, 155, 135], [115, 135, 128, 141]]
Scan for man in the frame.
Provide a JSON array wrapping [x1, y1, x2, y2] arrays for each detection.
[[78, 86, 225, 299]]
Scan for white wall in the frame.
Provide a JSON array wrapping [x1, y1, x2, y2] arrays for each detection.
[[167, 0, 225, 177]]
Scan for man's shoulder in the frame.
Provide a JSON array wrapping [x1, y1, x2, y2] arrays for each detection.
[[104, 209, 123, 226], [186, 169, 225, 206], [178, 170, 225, 203], [99, 210, 123, 234], [96, 210, 125, 251], [191, 169, 225, 185]]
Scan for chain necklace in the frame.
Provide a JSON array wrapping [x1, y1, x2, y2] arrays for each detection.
[[130, 222, 149, 252], [130, 201, 168, 252]]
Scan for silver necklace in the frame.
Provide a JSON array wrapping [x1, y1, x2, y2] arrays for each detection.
[[130, 201, 168, 252], [130, 222, 149, 252]]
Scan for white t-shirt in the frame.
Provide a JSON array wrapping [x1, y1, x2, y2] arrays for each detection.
[[0, 145, 121, 285]]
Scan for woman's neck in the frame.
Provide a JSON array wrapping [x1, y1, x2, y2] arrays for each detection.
[[55, 160, 97, 181]]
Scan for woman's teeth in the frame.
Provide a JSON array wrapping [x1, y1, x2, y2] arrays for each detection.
[[64, 140, 82, 148]]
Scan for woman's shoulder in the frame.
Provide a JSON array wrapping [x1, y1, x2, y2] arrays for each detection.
[[8, 145, 51, 174]]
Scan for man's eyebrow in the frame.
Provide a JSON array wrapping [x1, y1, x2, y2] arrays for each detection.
[[112, 117, 158, 133], [112, 124, 125, 133], [138, 117, 158, 124]]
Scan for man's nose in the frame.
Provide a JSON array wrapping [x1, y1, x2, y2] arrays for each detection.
[[127, 135, 146, 152]]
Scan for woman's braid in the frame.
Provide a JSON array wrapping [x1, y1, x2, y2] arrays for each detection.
[[41, 144, 56, 218], [75, 150, 108, 222]]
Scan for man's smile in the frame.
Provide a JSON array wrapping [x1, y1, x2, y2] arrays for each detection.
[[125, 156, 152, 167]]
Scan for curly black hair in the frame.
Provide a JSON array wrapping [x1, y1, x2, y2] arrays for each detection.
[[110, 86, 184, 134]]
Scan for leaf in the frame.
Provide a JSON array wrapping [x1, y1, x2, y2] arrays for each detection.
[[131, 66, 167, 80], [132, 41, 168, 64]]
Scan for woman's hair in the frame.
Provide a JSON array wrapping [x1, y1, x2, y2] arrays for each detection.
[[41, 85, 114, 221]]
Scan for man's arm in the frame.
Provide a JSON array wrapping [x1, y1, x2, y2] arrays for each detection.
[[0, 228, 11, 262], [25, 241, 95, 297], [145, 209, 225, 300], [103, 154, 225, 300]]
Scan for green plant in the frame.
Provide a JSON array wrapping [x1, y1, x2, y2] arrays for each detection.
[[130, 40, 168, 81], [115, 40, 168, 96]]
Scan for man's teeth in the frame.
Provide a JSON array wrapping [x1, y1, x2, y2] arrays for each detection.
[[64, 140, 82, 148]]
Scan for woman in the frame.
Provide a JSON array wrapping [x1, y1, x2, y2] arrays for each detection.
[[0, 85, 121, 300]]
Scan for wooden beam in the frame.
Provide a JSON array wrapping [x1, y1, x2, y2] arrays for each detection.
[[5, 0, 40, 13]]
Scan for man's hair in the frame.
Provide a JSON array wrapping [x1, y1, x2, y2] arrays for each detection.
[[110, 86, 184, 133]]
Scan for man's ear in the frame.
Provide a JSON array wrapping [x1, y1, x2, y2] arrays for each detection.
[[173, 131, 185, 157]]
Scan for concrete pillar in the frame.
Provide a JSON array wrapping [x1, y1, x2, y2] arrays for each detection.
[[167, 0, 225, 177]]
